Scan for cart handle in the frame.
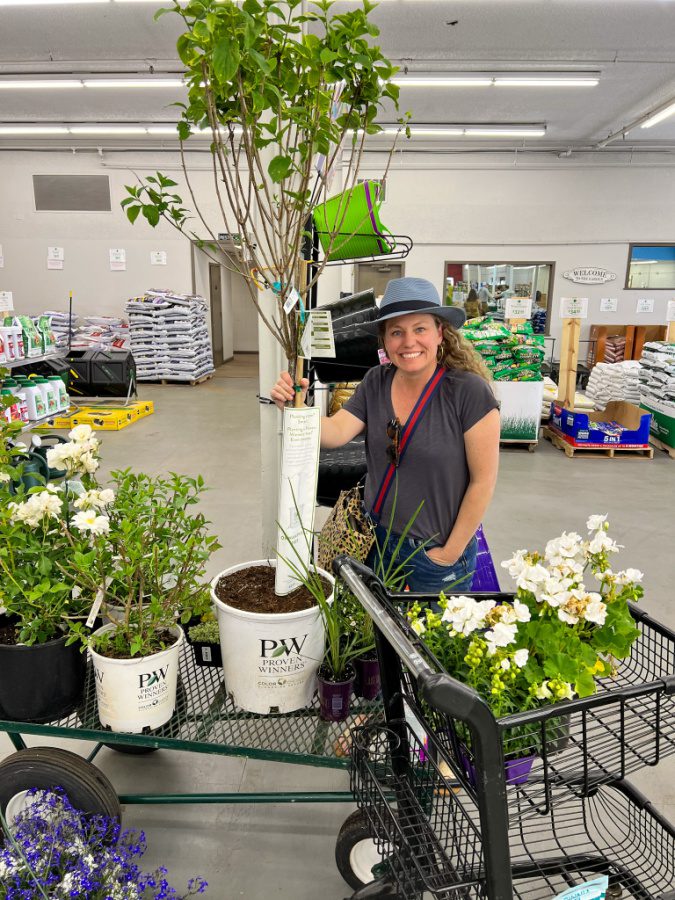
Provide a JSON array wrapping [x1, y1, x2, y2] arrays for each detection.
[[334, 557, 433, 681]]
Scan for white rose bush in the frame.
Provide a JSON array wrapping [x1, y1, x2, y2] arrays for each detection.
[[406, 516, 644, 754], [0, 425, 106, 644]]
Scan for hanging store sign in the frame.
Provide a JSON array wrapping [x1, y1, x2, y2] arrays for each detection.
[[562, 267, 616, 285]]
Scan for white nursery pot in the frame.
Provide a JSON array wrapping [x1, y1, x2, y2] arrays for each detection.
[[211, 559, 333, 715], [90, 624, 183, 733]]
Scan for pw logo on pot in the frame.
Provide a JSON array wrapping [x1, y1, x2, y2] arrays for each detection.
[[138, 666, 170, 688], [260, 635, 308, 658]]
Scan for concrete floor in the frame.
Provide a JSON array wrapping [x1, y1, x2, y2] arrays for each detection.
[[3, 354, 675, 899]]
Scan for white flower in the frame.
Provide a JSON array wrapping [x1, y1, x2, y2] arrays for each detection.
[[500, 658, 511, 670], [485, 621, 517, 648], [500, 549, 528, 579], [515, 563, 549, 593], [74, 488, 115, 511], [69, 424, 94, 443], [72, 510, 110, 535], [587, 531, 620, 555], [538, 575, 573, 608], [558, 606, 579, 625], [614, 568, 644, 585], [594, 568, 614, 583], [583, 594, 607, 625], [586, 514, 608, 532], [442, 595, 495, 636], [512, 600, 531, 623], [9, 490, 62, 527], [545, 532, 585, 569], [0, 471, 10, 483], [513, 648, 529, 668], [78, 451, 99, 474], [535, 682, 553, 700], [410, 618, 426, 636]]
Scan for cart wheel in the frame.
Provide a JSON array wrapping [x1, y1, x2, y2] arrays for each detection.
[[336, 809, 388, 890], [0, 747, 121, 827]]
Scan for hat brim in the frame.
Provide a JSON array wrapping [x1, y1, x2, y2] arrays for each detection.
[[360, 304, 466, 333]]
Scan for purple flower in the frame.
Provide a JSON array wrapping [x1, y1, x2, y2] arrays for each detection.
[[1, 788, 207, 899]]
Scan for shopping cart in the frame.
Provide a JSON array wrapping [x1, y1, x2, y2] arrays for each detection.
[[334, 558, 675, 900]]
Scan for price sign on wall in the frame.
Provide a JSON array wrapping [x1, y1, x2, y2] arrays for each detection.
[[0, 291, 13, 312], [599, 297, 618, 313], [504, 297, 532, 320], [636, 298, 655, 314], [559, 297, 589, 319], [666, 300, 675, 322]]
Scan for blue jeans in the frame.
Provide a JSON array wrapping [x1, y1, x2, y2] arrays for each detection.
[[367, 523, 478, 595]]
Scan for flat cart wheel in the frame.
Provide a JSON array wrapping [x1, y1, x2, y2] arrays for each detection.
[[336, 809, 389, 891], [103, 743, 158, 755], [0, 747, 121, 827]]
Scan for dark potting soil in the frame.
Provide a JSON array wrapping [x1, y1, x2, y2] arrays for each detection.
[[0, 622, 18, 646], [98, 629, 177, 660], [215, 565, 330, 614]]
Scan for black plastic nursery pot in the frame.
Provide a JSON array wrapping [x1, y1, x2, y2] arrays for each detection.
[[189, 640, 223, 668], [0, 620, 87, 723]]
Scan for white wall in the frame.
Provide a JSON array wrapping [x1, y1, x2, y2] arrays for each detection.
[[351, 157, 675, 352], [0, 149, 259, 352], [2, 150, 674, 357]]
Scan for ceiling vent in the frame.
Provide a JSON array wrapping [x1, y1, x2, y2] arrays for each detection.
[[33, 174, 111, 212]]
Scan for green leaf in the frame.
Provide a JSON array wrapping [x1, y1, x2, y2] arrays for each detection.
[[213, 38, 241, 84], [267, 154, 292, 182], [126, 205, 141, 225], [574, 670, 597, 698], [320, 48, 338, 65], [142, 205, 161, 227]]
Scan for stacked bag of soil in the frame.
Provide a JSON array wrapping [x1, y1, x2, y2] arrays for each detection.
[[461, 316, 545, 381]]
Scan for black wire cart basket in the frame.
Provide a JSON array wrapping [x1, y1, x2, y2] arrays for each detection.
[[334, 558, 675, 900]]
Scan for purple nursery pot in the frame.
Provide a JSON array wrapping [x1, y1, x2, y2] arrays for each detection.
[[460, 746, 535, 787], [354, 653, 381, 700], [318, 665, 355, 723]]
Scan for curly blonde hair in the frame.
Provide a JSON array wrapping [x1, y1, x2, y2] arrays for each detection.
[[435, 319, 492, 381]]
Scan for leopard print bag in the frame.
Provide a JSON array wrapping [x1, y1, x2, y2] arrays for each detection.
[[318, 484, 375, 572]]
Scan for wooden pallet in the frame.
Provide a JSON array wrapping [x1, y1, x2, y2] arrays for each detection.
[[500, 440, 538, 453], [543, 427, 654, 459], [139, 373, 214, 386], [650, 435, 675, 460]]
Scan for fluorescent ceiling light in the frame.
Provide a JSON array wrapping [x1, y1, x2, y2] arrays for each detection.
[[0, 80, 83, 89], [392, 76, 493, 87], [83, 79, 185, 88], [381, 124, 546, 138], [0, 0, 107, 5], [0, 125, 70, 133], [641, 100, 675, 129], [393, 75, 598, 88], [69, 125, 148, 134], [494, 76, 598, 87], [146, 125, 180, 135], [465, 127, 546, 137]]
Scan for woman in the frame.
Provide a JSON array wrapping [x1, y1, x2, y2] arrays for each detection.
[[271, 276, 500, 592], [464, 287, 481, 320]]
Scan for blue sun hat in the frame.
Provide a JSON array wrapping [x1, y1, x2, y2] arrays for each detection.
[[362, 277, 466, 332]]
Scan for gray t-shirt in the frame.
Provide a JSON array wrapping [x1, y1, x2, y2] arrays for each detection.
[[344, 365, 499, 543]]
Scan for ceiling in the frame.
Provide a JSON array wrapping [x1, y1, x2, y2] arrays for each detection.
[[1, 0, 675, 156]]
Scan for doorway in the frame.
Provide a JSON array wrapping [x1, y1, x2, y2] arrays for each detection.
[[354, 260, 405, 298], [209, 263, 224, 367]]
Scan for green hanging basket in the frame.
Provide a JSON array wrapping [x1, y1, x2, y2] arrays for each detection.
[[313, 180, 396, 262]]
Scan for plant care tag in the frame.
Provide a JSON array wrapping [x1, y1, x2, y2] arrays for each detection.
[[275, 406, 322, 596], [85, 577, 111, 628], [299, 309, 335, 360], [86, 588, 105, 629], [552, 876, 608, 900], [283, 287, 301, 314]]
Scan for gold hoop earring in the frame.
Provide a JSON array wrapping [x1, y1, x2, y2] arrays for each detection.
[[436, 344, 444, 363]]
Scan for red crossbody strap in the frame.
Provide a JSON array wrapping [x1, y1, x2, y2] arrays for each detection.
[[372, 365, 446, 518]]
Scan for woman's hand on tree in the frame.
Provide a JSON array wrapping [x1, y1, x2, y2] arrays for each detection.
[[270, 371, 309, 411]]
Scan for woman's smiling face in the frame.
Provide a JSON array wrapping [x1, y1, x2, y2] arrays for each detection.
[[382, 314, 443, 377]]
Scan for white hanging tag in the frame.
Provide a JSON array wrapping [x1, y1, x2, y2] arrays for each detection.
[[283, 288, 301, 314]]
